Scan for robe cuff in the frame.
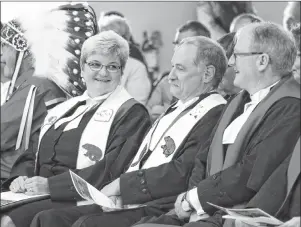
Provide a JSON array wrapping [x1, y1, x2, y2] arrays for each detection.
[[187, 187, 206, 215], [120, 170, 153, 204]]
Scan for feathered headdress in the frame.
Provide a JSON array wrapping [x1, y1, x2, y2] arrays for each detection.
[[1, 2, 98, 97]]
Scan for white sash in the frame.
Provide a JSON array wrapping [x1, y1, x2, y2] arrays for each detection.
[[76, 87, 132, 169], [34, 86, 132, 172], [126, 94, 226, 172]]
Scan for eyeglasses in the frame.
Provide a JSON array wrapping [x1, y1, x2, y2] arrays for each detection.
[[231, 52, 264, 62], [85, 61, 122, 73]]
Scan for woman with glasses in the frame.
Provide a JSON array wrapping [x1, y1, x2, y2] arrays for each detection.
[[1, 30, 151, 227]]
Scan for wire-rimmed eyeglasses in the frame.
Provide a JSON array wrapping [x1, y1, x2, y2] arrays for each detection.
[[85, 61, 122, 73]]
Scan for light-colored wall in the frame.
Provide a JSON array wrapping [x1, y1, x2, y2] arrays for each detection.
[[89, 1, 287, 73], [89, 1, 198, 73], [254, 1, 287, 26]]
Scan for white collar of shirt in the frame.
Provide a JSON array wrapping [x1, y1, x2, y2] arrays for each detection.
[[54, 91, 113, 131], [244, 80, 279, 112], [80, 91, 113, 106], [223, 80, 279, 144], [173, 97, 199, 110]]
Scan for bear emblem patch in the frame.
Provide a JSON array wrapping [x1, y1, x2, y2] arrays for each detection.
[[161, 136, 176, 157], [82, 143, 103, 162]]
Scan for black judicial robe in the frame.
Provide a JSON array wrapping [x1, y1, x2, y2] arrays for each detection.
[[3, 100, 151, 227], [1, 73, 66, 179]]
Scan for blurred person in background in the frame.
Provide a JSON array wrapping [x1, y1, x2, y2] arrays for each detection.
[[291, 23, 300, 84], [102, 11, 148, 69], [98, 14, 151, 105], [196, 1, 256, 40], [147, 20, 211, 121], [283, 1, 300, 31], [217, 32, 241, 100], [229, 13, 263, 33]]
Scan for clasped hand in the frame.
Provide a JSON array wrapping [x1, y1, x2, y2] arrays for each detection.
[[174, 192, 192, 220], [100, 178, 122, 212], [9, 176, 50, 195]]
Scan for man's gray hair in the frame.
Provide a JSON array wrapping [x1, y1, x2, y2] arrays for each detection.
[[178, 36, 228, 88], [98, 15, 132, 41], [249, 22, 297, 75], [80, 30, 129, 70]]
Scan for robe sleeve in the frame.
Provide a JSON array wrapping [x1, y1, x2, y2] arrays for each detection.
[[47, 104, 151, 201], [193, 98, 300, 215], [119, 105, 225, 205], [1, 77, 65, 152]]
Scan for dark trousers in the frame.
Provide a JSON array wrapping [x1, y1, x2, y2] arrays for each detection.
[[31, 204, 168, 227], [6, 199, 74, 227], [134, 212, 223, 227]]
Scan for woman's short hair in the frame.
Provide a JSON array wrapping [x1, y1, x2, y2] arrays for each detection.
[[250, 22, 297, 75], [178, 36, 228, 89], [98, 15, 132, 41], [80, 30, 130, 70]]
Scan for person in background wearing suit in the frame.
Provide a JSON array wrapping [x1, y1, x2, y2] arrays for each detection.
[[0, 31, 151, 227], [31, 36, 228, 227]]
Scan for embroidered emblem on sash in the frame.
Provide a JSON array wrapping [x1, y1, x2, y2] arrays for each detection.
[[189, 104, 205, 119], [161, 136, 176, 157], [82, 143, 103, 162], [94, 109, 113, 122], [131, 144, 148, 167]]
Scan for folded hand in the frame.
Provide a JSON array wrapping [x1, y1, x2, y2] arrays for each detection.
[[100, 178, 121, 197], [102, 196, 123, 212], [174, 192, 191, 220], [24, 176, 50, 195], [9, 176, 28, 193]]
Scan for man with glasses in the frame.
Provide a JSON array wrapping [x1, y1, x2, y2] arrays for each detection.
[[132, 22, 300, 227]]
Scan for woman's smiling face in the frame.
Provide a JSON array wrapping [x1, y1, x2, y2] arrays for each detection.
[[82, 52, 122, 98]]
